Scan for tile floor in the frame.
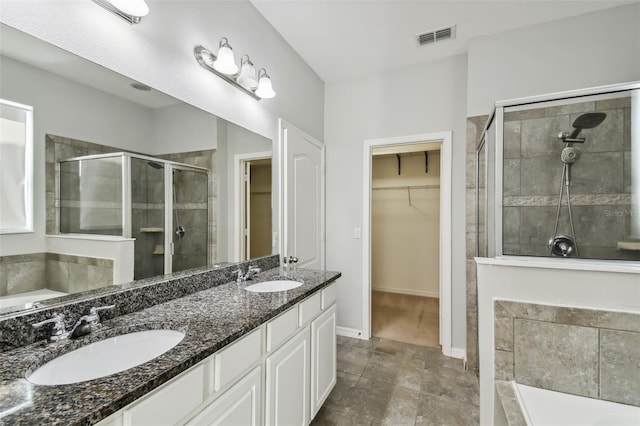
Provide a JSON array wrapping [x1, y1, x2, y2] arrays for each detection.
[[311, 336, 479, 426]]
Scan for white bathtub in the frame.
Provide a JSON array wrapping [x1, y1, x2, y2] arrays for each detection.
[[512, 382, 640, 426], [0, 289, 68, 310]]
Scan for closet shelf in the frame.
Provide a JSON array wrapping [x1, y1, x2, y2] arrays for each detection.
[[140, 227, 164, 233], [372, 184, 440, 191]]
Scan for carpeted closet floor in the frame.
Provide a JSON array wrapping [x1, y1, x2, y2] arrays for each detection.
[[371, 290, 439, 348]]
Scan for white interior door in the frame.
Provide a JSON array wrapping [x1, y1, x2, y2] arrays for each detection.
[[281, 120, 325, 270]]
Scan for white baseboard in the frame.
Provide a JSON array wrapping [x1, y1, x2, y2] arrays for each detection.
[[449, 347, 466, 360], [372, 286, 439, 299], [336, 326, 364, 339]]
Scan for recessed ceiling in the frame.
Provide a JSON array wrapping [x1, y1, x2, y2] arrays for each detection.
[[251, 0, 635, 83]]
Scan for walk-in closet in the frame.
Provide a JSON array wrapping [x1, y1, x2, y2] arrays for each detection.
[[370, 144, 441, 347]]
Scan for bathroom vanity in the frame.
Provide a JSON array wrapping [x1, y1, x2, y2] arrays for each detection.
[[0, 259, 340, 425]]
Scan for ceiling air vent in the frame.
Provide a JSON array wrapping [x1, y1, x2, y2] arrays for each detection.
[[418, 25, 456, 46]]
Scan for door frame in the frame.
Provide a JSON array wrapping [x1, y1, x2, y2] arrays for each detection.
[[362, 131, 453, 356], [233, 151, 272, 262]]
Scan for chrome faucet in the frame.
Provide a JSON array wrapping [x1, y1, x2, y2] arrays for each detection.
[[234, 265, 262, 283], [31, 304, 115, 343]]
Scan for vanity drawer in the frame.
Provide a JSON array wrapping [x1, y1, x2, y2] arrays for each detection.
[[124, 364, 205, 425], [214, 328, 262, 391], [321, 283, 336, 309], [299, 292, 321, 326], [266, 305, 299, 352]]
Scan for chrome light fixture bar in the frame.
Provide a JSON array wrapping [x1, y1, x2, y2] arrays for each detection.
[[194, 39, 275, 100], [92, 0, 149, 24]]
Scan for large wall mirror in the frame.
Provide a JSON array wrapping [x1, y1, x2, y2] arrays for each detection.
[[0, 24, 273, 314]]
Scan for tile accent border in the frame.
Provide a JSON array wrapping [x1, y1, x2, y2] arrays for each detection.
[[494, 300, 640, 406], [495, 380, 526, 426]]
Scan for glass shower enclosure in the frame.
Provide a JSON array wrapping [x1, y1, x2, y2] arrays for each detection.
[[58, 152, 209, 279], [477, 82, 639, 261]]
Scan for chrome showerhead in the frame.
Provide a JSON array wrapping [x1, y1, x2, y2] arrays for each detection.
[[561, 146, 579, 164]]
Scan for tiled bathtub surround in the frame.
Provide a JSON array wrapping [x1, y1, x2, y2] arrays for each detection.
[[0, 253, 113, 297], [0, 255, 279, 353], [494, 300, 640, 406], [501, 96, 638, 260]]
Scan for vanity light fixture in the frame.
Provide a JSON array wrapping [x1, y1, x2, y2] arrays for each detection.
[[237, 55, 258, 90], [194, 38, 276, 101], [212, 38, 238, 75], [92, 0, 149, 24], [255, 69, 276, 99]]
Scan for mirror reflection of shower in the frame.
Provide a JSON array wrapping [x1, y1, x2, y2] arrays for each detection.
[[59, 152, 209, 280], [549, 112, 607, 256]]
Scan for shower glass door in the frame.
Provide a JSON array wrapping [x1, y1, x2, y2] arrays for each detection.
[[169, 165, 209, 274], [131, 157, 165, 280]]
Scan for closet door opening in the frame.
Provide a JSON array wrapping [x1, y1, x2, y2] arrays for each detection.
[[370, 143, 441, 348]]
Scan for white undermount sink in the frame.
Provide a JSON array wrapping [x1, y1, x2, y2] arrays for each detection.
[[244, 280, 303, 293], [27, 329, 185, 385]]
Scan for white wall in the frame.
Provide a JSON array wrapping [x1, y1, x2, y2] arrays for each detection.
[[476, 258, 640, 426], [0, 0, 326, 259], [151, 103, 218, 155], [0, 55, 154, 256], [324, 53, 468, 351], [467, 3, 640, 116]]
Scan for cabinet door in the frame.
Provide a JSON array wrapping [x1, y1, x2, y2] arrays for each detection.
[[310, 304, 337, 418], [187, 366, 262, 426], [265, 327, 310, 426], [124, 365, 205, 426]]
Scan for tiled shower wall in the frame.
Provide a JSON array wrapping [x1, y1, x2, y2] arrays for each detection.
[[46, 134, 121, 234], [502, 97, 638, 260], [465, 115, 489, 372], [0, 253, 113, 296], [494, 300, 640, 407]]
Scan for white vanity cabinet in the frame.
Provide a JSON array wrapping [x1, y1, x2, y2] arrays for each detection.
[[187, 366, 262, 426], [95, 282, 337, 426], [310, 304, 337, 418], [265, 327, 310, 426]]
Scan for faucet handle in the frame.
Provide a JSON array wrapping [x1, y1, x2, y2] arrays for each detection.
[[86, 304, 115, 327], [32, 313, 66, 331], [32, 313, 68, 341], [233, 268, 244, 282], [88, 304, 115, 316]]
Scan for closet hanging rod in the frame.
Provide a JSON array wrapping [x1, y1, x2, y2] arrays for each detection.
[[372, 184, 440, 191]]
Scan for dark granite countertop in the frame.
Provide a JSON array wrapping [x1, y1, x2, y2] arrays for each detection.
[[0, 267, 340, 425]]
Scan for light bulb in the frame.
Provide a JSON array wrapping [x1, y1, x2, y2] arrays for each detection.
[[109, 0, 149, 17], [255, 69, 275, 99], [213, 38, 238, 75], [237, 55, 258, 90]]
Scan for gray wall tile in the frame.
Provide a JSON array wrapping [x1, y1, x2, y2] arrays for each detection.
[[514, 319, 599, 397], [6, 261, 45, 294], [494, 302, 514, 351], [495, 350, 514, 381], [521, 116, 569, 157], [600, 329, 640, 406]]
